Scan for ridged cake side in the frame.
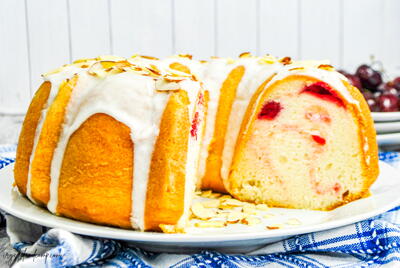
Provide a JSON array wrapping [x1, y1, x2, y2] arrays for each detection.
[[14, 82, 51, 196], [14, 55, 207, 231]]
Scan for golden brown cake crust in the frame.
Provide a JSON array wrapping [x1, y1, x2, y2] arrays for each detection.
[[14, 82, 51, 196], [30, 76, 78, 206], [144, 90, 190, 231], [341, 80, 379, 205], [57, 113, 133, 228], [202, 66, 245, 193]]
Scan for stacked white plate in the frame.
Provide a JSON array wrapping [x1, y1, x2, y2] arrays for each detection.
[[372, 112, 400, 146]]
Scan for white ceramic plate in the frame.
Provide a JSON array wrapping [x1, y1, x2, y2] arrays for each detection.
[[377, 133, 400, 146], [0, 162, 399, 253], [372, 112, 400, 122], [375, 121, 400, 134]]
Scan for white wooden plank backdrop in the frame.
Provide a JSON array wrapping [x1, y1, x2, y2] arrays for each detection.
[[0, 0, 399, 114]]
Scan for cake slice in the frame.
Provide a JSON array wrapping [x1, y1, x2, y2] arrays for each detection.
[[228, 65, 379, 210]]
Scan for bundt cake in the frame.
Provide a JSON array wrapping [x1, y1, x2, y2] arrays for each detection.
[[14, 54, 379, 232]]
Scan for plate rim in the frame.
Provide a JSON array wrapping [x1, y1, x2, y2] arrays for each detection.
[[372, 111, 400, 122], [375, 121, 400, 127], [374, 121, 400, 134], [377, 132, 400, 145], [1, 162, 399, 243]]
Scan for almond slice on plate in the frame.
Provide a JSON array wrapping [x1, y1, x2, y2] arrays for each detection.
[[201, 199, 220, 208], [256, 204, 269, 211], [242, 204, 257, 215], [266, 224, 283, 230], [191, 202, 215, 220], [241, 216, 261, 226], [195, 221, 226, 228], [285, 218, 302, 225], [226, 211, 245, 224]]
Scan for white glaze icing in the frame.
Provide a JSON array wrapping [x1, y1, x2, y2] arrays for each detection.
[[197, 59, 237, 179], [267, 63, 359, 107], [177, 91, 206, 228]]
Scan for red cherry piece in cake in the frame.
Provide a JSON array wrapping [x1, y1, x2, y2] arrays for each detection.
[[197, 92, 204, 105], [333, 182, 341, 193], [258, 101, 282, 120], [190, 111, 200, 139], [311, 135, 326, 145], [301, 82, 345, 108]]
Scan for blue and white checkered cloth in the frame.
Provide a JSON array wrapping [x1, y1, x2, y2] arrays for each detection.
[[1, 144, 400, 268]]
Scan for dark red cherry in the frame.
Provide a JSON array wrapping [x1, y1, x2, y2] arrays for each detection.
[[392, 77, 400, 91], [378, 82, 398, 96], [258, 101, 282, 120], [378, 93, 399, 112], [356, 64, 382, 91], [362, 91, 374, 100], [363, 91, 379, 112], [344, 74, 362, 90], [301, 82, 345, 108]]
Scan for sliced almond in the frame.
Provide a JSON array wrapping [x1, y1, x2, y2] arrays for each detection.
[[219, 199, 243, 209], [289, 67, 304, 71], [178, 54, 193, 60], [279, 56, 292, 65], [163, 75, 185, 83], [73, 58, 95, 64], [219, 195, 232, 201], [258, 55, 277, 64], [318, 64, 334, 71], [200, 190, 213, 198], [191, 74, 198, 81], [201, 199, 220, 208], [191, 202, 214, 220], [148, 64, 162, 75], [195, 221, 226, 228], [285, 218, 302, 226], [263, 213, 275, 219], [96, 55, 125, 61], [239, 52, 251, 58], [256, 204, 269, 211], [208, 193, 222, 198], [216, 210, 230, 218], [266, 224, 283, 230], [159, 224, 184, 233], [88, 61, 125, 78], [241, 216, 261, 226], [102, 60, 131, 69], [226, 211, 245, 224], [242, 204, 257, 215]]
